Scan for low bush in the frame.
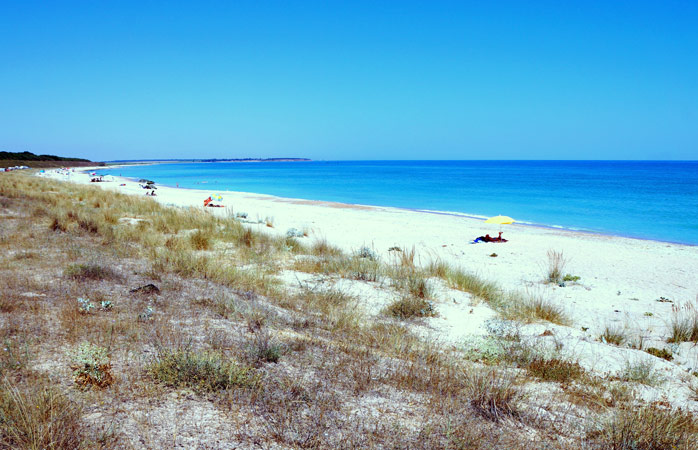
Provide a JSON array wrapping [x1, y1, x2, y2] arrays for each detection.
[[526, 357, 585, 383], [386, 295, 435, 320], [645, 347, 672, 361], [286, 228, 304, 238], [70, 342, 114, 389], [148, 348, 256, 392], [356, 245, 377, 261], [64, 263, 121, 281], [620, 359, 660, 385], [248, 328, 282, 364]]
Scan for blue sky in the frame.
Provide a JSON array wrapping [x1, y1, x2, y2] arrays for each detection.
[[1, 1, 696, 160]]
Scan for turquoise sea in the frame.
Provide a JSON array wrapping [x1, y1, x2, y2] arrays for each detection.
[[97, 161, 698, 245]]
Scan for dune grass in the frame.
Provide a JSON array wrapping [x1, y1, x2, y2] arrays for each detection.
[[0, 171, 690, 448]]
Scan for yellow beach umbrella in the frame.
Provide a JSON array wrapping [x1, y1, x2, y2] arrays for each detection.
[[485, 215, 515, 225]]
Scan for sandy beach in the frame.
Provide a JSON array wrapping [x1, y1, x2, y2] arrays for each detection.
[[41, 167, 698, 409]]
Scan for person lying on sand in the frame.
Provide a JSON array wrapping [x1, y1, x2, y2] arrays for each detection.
[[472, 232, 507, 243]]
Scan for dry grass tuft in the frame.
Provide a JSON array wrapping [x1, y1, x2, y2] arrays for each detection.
[[386, 295, 436, 320], [546, 249, 568, 284], [587, 405, 698, 449], [600, 325, 627, 346], [668, 301, 698, 343], [467, 369, 521, 422], [64, 263, 122, 282], [501, 293, 569, 325], [526, 357, 585, 383], [0, 379, 85, 449], [189, 229, 211, 250]]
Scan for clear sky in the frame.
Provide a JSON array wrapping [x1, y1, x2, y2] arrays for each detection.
[[1, 1, 696, 161]]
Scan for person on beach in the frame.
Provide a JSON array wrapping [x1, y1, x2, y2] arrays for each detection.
[[494, 232, 507, 242], [472, 232, 507, 243]]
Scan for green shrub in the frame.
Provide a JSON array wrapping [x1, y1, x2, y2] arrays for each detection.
[[620, 359, 660, 385], [248, 328, 282, 363], [645, 347, 672, 361], [70, 342, 114, 388], [563, 274, 580, 282], [148, 349, 256, 392]]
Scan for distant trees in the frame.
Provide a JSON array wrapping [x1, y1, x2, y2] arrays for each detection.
[[0, 151, 90, 162]]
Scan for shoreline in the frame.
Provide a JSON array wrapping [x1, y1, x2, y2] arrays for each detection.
[[95, 165, 695, 247]]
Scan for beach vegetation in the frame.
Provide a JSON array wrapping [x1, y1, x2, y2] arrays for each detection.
[[546, 249, 568, 284], [586, 405, 698, 450], [526, 356, 586, 383], [1, 171, 694, 448], [386, 295, 435, 320], [247, 327, 282, 364], [499, 292, 570, 325], [285, 227, 304, 238], [70, 342, 114, 388], [347, 255, 382, 282], [600, 325, 627, 346], [0, 378, 85, 450], [464, 331, 584, 384], [64, 262, 121, 281], [189, 229, 211, 250], [668, 302, 698, 343], [620, 359, 661, 385], [148, 347, 257, 392], [645, 347, 672, 361], [466, 369, 521, 422], [77, 297, 95, 313], [355, 245, 377, 260]]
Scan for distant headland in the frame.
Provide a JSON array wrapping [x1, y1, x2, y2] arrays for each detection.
[[0, 151, 101, 168], [108, 158, 311, 163]]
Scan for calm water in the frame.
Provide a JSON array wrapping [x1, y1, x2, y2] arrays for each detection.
[[97, 161, 698, 245]]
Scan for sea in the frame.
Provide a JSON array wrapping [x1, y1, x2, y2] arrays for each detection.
[[96, 160, 698, 246]]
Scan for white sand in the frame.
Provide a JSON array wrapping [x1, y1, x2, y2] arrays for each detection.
[[41, 167, 698, 409]]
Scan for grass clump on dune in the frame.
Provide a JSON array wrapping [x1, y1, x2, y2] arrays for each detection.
[[504, 294, 569, 325], [546, 249, 568, 284], [587, 405, 698, 450], [148, 348, 257, 392], [0, 379, 85, 450], [668, 302, 698, 343], [600, 325, 627, 346], [386, 295, 436, 320], [466, 369, 521, 422], [64, 263, 122, 281]]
